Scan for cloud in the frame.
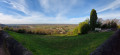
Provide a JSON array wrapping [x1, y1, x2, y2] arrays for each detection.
[[0, 12, 89, 24], [3, 0, 29, 14], [0, 13, 33, 24], [98, 0, 120, 12], [98, 12, 120, 19], [0, 0, 120, 24], [39, 0, 79, 21], [39, 0, 78, 14], [0, 12, 54, 24], [1, 0, 82, 24]]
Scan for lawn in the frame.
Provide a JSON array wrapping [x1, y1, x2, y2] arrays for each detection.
[[6, 31, 114, 55]]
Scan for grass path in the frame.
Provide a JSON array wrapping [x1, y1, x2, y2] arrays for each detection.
[[6, 31, 114, 55]]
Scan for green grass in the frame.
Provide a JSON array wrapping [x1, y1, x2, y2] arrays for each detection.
[[6, 31, 114, 55]]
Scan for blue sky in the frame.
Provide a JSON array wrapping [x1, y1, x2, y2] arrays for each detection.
[[0, 0, 120, 24]]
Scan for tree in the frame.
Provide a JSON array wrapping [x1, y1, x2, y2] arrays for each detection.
[[110, 20, 117, 29], [96, 21, 102, 28], [101, 19, 118, 29], [96, 18, 103, 28], [90, 9, 98, 30]]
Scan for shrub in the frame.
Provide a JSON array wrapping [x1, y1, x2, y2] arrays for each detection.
[[101, 19, 118, 29], [3, 26, 9, 30], [73, 27, 78, 35], [81, 24, 90, 34], [118, 25, 120, 29], [17, 29, 26, 33], [101, 24, 108, 29], [96, 21, 102, 28], [73, 19, 90, 35], [26, 30, 33, 34], [9, 27, 13, 31], [110, 20, 117, 29], [67, 31, 73, 35]]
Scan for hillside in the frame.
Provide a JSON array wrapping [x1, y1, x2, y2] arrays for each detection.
[[6, 31, 114, 55]]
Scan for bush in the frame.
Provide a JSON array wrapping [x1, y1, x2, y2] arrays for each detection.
[[73, 19, 90, 35], [101, 19, 118, 29], [73, 27, 78, 35], [9, 27, 13, 31], [110, 20, 117, 29], [26, 30, 33, 34], [17, 29, 26, 33], [81, 24, 90, 34], [96, 21, 102, 28], [101, 24, 108, 29], [3, 26, 9, 30], [118, 25, 120, 29]]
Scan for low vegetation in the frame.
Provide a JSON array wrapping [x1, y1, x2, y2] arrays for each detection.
[[6, 31, 114, 55], [73, 19, 90, 35]]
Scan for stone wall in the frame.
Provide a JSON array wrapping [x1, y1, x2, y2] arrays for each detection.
[[90, 29, 120, 55], [1, 31, 33, 55]]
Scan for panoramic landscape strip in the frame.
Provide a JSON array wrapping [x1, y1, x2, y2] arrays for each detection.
[[0, 0, 120, 55]]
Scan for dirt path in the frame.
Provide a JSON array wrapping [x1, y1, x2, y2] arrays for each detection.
[[91, 29, 120, 55]]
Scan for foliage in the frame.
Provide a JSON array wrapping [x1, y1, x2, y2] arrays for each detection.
[[90, 9, 98, 30], [110, 20, 117, 28], [3, 26, 9, 30], [9, 27, 14, 31], [96, 21, 102, 28], [6, 31, 114, 55], [81, 24, 90, 34], [73, 19, 90, 35], [101, 19, 118, 29], [73, 27, 78, 35], [101, 24, 108, 29], [17, 29, 26, 33], [118, 25, 120, 29]]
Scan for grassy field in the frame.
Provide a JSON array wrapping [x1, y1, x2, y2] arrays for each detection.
[[6, 31, 114, 55]]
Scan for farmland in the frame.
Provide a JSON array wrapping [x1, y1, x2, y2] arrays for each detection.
[[6, 24, 77, 35]]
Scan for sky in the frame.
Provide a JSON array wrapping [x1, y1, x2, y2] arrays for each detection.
[[0, 0, 120, 24]]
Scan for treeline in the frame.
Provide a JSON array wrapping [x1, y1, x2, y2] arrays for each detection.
[[101, 19, 118, 29]]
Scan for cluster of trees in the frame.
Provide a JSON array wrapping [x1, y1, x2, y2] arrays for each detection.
[[101, 19, 118, 29], [73, 9, 98, 35], [73, 9, 118, 35]]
